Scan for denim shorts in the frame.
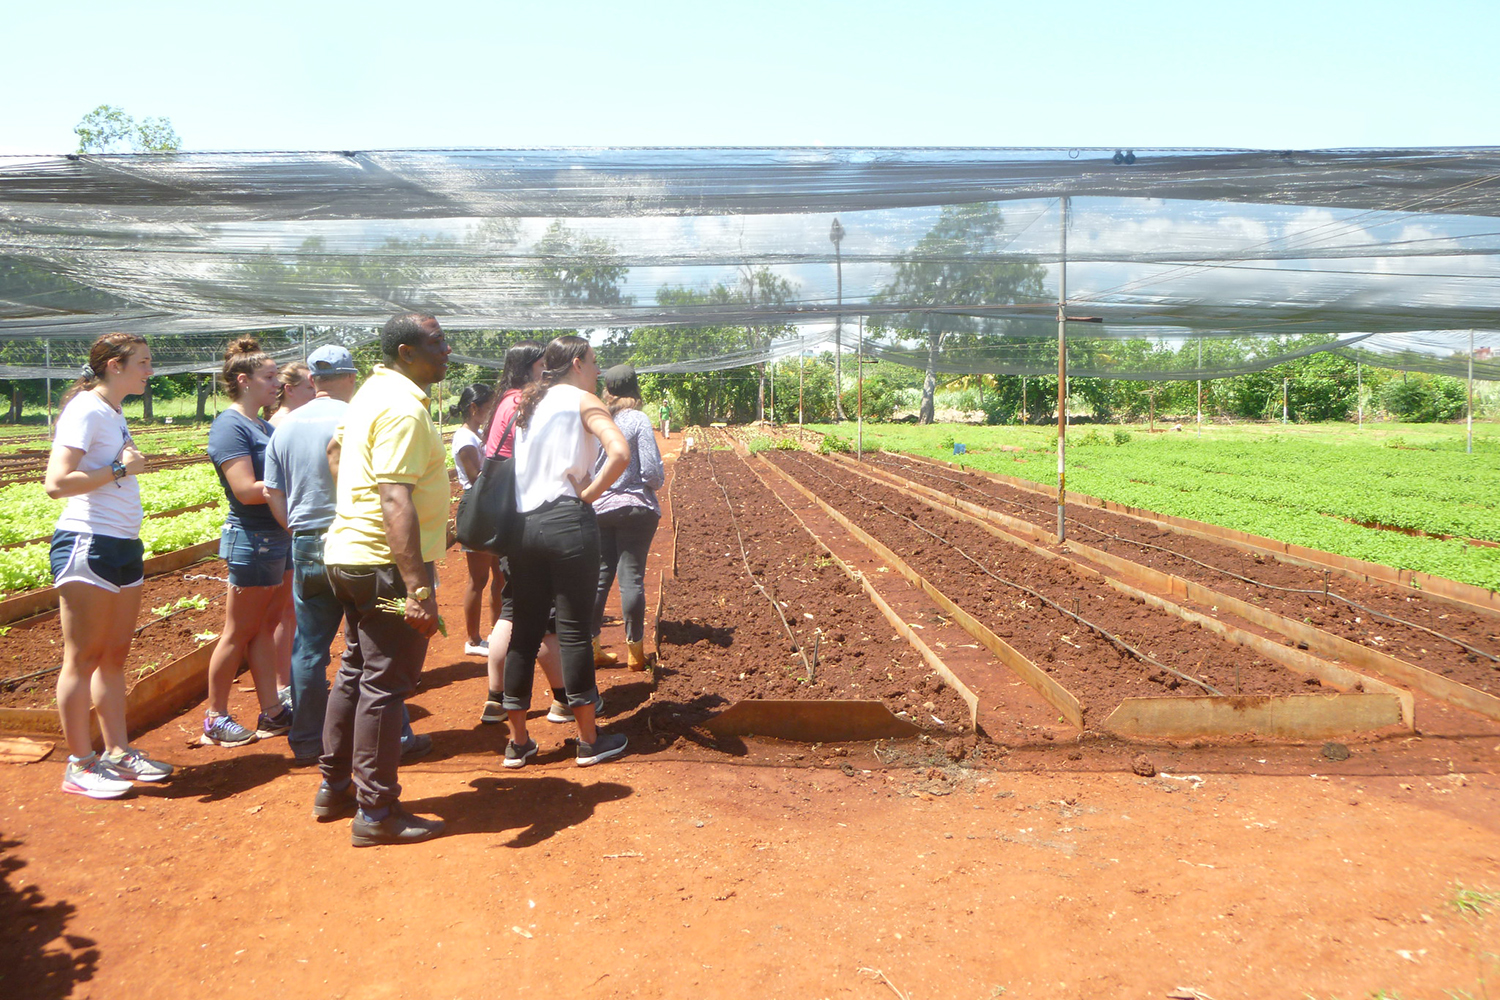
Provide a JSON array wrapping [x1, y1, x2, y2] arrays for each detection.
[[50, 530, 145, 592], [219, 524, 293, 588]]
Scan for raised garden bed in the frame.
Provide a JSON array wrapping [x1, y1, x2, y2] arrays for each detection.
[[859, 452, 1500, 718], [765, 449, 1406, 737], [652, 445, 972, 738], [0, 558, 229, 718]]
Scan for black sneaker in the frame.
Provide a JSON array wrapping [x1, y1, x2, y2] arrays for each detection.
[[350, 802, 445, 847], [502, 737, 538, 769], [575, 731, 628, 767], [256, 706, 294, 739], [399, 733, 433, 763], [311, 781, 357, 822]]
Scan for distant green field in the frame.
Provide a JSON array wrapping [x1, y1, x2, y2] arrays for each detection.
[[801, 421, 1500, 592]]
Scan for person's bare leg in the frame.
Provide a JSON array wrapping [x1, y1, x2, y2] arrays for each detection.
[[206, 583, 281, 715], [507, 708, 528, 748], [486, 618, 513, 694], [56, 582, 129, 757], [537, 633, 563, 690], [463, 551, 490, 645], [247, 576, 291, 713], [89, 584, 142, 754]]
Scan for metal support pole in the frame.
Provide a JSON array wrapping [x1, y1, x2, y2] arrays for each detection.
[[798, 333, 804, 433], [857, 315, 865, 461], [302, 324, 308, 361], [831, 217, 846, 421], [45, 339, 52, 429], [1056, 196, 1069, 543], [1469, 329, 1475, 455], [1196, 335, 1202, 439], [1357, 361, 1363, 429], [1282, 377, 1289, 424]]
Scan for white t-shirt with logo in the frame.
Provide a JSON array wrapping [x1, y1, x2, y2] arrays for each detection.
[[53, 391, 142, 538]]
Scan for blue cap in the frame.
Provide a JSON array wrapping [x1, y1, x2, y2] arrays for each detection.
[[307, 344, 357, 376]]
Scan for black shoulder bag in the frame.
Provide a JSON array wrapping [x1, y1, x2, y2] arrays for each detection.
[[454, 410, 523, 556]]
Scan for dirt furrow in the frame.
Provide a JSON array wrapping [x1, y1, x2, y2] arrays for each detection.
[[654, 447, 971, 733], [769, 451, 1323, 723], [867, 453, 1500, 695]]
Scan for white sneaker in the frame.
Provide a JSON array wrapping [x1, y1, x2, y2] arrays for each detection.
[[61, 755, 134, 799], [464, 639, 489, 656]]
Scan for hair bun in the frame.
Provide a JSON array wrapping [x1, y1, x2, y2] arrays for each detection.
[[226, 336, 262, 359]]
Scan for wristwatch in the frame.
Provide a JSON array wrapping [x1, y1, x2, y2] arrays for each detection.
[[411, 586, 432, 602], [110, 460, 128, 481]]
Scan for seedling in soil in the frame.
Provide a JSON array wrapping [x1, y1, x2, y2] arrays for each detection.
[[1451, 884, 1500, 918], [151, 594, 208, 617]]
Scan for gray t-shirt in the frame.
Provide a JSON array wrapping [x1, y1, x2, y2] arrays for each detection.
[[264, 396, 348, 532]]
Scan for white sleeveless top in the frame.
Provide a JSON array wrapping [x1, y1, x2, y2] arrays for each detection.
[[513, 384, 601, 513]]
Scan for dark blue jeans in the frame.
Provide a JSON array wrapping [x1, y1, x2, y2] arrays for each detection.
[[292, 533, 412, 762], [503, 499, 600, 712], [592, 506, 659, 643]]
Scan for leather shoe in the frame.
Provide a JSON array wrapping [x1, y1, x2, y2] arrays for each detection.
[[399, 733, 433, 763], [350, 802, 445, 847], [311, 781, 357, 822]]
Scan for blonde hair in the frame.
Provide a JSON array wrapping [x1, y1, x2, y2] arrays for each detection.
[[275, 361, 311, 409]]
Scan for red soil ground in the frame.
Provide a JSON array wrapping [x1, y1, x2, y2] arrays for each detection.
[[1, 432, 1498, 1000]]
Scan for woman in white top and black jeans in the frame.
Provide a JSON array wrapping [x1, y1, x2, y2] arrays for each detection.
[[44, 333, 173, 798], [502, 336, 631, 767]]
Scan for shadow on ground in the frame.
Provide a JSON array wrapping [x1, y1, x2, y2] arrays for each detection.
[[0, 836, 99, 1000], [406, 775, 632, 848]]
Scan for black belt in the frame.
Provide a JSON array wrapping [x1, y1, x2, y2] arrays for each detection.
[[293, 527, 328, 537]]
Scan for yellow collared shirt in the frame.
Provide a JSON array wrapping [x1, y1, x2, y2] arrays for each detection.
[[323, 365, 448, 566]]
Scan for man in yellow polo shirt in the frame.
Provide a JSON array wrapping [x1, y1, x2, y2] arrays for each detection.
[[313, 312, 451, 847]]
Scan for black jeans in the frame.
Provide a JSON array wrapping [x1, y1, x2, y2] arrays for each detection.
[[321, 562, 433, 811], [503, 499, 600, 712], [592, 506, 659, 643]]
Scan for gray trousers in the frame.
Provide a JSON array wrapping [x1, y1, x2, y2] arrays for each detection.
[[320, 562, 432, 811]]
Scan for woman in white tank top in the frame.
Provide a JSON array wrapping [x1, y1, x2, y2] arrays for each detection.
[[500, 336, 632, 768]]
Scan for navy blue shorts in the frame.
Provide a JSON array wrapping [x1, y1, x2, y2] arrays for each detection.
[[50, 530, 145, 592], [219, 524, 293, 588]]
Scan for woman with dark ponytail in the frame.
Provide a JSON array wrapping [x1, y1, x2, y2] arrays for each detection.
[[201, 336, 295, 748], [45, 333, 172, 798], [449, 382, 499, 656], [499, 335, 632, 768]]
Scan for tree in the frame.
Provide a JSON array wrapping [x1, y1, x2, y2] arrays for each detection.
[[75, 105, 181, 153], [871, 205, 1047, 423]]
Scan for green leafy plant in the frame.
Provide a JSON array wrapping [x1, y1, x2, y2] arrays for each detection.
[[374, 596, 448, 636], [152, 594, 209, 617], [818, 433, 852, 455]]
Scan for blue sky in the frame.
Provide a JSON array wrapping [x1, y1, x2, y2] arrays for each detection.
[[5, 0, 1498, 154]]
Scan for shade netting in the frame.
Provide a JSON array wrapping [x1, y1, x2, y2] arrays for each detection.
[[2, 147, 1496, 380]]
